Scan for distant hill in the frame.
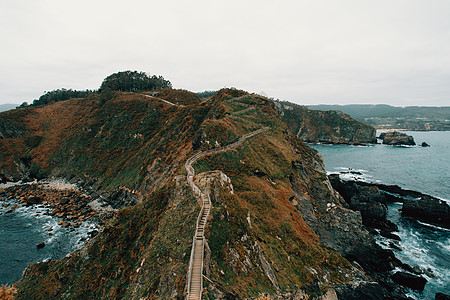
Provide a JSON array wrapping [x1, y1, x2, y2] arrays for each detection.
[[307, 104, 450, 131], [0, 103, 17, 112]]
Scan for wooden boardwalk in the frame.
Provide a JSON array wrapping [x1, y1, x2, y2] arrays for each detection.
[[185, 126, 270, 299]]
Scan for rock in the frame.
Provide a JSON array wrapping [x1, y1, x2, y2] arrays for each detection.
[[421, 142, 430, 147], [389, 242, 402, 251], [25, 196, 42, 206], [329, 175, 388, 225], [61, 222, 70, 228], [334, 281, 385, 300], [2, 203, 9, 207], [381, 131, 415, 146], [5, 209, 14, 214], [436, 292, 450, 300], [391, 271, 427, 290], [59, 198, 70, 205], [36, 242, 45, 249], [380, 230, 401, 241], [402, 196, 450, 228]]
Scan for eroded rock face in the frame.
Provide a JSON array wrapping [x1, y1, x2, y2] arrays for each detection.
[[380, 131, 415, 146]]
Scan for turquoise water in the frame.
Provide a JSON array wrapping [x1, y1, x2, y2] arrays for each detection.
[[311, 131, 450, 299]]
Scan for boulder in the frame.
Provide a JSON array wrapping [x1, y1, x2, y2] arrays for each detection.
[[36, 242, 45, 249], [381, 131, 415, 146], [402, 196, 450, 228], [391, 271, 427, 290], [25, 196, 42, 206], [421, 142, 430, 147]]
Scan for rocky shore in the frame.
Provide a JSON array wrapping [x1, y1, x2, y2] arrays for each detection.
[[0, 182, 116, 229], [329, 174, 450, 299]]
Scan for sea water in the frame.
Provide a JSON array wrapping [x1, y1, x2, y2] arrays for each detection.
[[311, 131, 450, 299], [0, 196, 96, 284]]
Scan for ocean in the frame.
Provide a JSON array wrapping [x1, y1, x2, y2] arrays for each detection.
[[311, 130, 450, 299], [0, 195, 96, 285]]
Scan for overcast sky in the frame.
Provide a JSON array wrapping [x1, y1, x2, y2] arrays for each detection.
[[1, 0, 449, 106]]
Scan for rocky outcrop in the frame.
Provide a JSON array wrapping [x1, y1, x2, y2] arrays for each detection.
[[402, 196, 450, 228], [275, 101, 377, 144], [391, 271, 427, 290], [328, 174, 388, 224], [380, 131, 415, 145], [436, 292, 450, 300], [334, 281, 385, 300]]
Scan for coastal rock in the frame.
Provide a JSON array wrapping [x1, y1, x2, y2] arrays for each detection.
[[381, 131, 415, 146], [436, 292, 450, 300], [402, 196, 450, 228], [421, 142, 430, 147], [25, 196, 42, 206], [0, 173, 7, 183], [391, 271, 427, 290], [334, 281, 385, 300], [329, 174, 388, 224]]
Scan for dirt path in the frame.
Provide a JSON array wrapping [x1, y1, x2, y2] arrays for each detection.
[[139, 93, 178, 106], [185, 126, 270, 299]]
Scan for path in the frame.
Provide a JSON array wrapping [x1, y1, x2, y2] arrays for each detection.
[[185, 126, 270, 300], [139, 93, 178, 106]]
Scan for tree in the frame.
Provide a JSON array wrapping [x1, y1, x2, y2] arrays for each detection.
[[100, 71, 172, 92]]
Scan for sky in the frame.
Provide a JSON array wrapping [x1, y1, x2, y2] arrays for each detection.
[[1, 0, 450, 106]]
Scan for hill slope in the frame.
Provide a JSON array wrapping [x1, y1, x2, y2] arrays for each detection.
[[276, 101, 377, 144], [1, 89, 394, 298]]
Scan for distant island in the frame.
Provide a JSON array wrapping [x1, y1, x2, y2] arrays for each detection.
[[307, 104, 450, 131]]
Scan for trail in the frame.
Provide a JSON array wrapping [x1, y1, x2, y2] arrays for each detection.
[[185, 126, 270, 300], [139, 93, 178, 106]]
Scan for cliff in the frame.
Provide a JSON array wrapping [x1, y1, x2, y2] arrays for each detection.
[[275, 101, 377, 144], [1, 89, 394, 298]]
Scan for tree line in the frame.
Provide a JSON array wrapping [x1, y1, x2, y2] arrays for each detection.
[[17, 71, 172, 108]]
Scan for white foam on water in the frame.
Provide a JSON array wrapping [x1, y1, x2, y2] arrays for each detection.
[[417, 221, 450, 232]]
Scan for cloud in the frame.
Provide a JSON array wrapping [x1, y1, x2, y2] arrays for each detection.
[[1, 0, 450, 106]]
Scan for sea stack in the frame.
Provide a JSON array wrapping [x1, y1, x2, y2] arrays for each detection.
[[381, 131, 415, 146]]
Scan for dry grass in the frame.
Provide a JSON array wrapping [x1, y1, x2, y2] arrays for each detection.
[[0, 284, 17, 300]]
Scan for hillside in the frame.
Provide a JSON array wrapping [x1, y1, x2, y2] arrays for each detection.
[[1, 89, 402, 299], [276, 101, 377, 144], [308, 104, 450, 131]]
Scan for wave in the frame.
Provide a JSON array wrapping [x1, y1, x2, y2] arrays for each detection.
[[417, 221, 450, 232]]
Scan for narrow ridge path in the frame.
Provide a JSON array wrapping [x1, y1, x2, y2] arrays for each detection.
[[139, 93, 179, 106], [185, 126, 270, 300]]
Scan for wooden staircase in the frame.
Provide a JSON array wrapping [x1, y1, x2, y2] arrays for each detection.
[[185, 125, 270, 299]]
